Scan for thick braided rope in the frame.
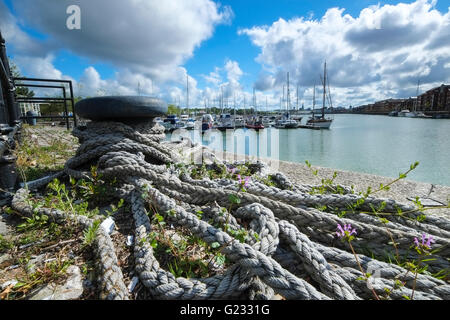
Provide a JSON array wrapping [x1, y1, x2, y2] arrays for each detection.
[[11, 120, 450, 300], [97, 157, 450, 260], [131, 179, 330, 300], [11, 189, 129, 300]]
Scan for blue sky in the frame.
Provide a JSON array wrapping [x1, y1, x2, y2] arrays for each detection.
[[1, 0, 449, 109]]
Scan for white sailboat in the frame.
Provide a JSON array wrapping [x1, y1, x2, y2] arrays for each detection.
[[306, 61, 333, 129], [274, 72, 299, 129]]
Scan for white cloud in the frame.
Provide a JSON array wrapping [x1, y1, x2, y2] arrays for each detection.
[[11, 0, 232, 83], [2, 0, 234, 107], [239, 0, 450, 107]]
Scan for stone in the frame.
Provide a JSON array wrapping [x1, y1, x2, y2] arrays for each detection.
[[29, 265, 84, 300], [407, 197, 446, 207], [26, 254, 46, 274], [0, 214, 12, 236], [0, 253, 12, 267], [75, 96, 167, 121], [1, 279, 18, 290], [100, 217, 115, 234], [128, 276, 139, 292], [126, 235, 134, 247]]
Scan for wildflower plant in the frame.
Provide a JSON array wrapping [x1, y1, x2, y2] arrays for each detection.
[[409, 233, 436, 299], [336, 223, 380, 300], [413, 233, 435, 255], [336, 223, 357, 241]]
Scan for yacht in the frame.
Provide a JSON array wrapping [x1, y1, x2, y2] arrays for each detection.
[[398, 109, 410, 117], [261, 116, 275, 127], [201, 114, 214, 132], [388, 110, 398, 117], [274, 117, 299, 129], [416, 111, 432, 118], [215, 113, 234, 131], [233, 115, 245, 128], [306, 62, 333, 129], [405, 111, 418, 118], [163, 115, 180, 132], [245, 117, 264, 130]]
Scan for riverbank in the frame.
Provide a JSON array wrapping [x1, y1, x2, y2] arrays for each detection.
[[217, 151, 450, 218]]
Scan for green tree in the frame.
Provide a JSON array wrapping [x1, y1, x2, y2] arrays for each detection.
[[167, 104, 180, 115], [8, 59, 35, 98]]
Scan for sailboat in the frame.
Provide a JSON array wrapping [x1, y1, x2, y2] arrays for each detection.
[[245, 88, 264, 130], [274, 72, 299, 128], [306, 62, 333, 129], [405, 80, 421, 118]]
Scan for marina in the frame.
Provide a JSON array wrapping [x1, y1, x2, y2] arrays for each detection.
[[167, 113, 450, 187]]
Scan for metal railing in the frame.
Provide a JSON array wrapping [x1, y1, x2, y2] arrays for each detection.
[[13, 77, 77, 129]]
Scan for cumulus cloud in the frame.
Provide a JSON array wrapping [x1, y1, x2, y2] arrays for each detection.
[[239, 0, 450, 107], [1, 0, 232, 107], [10, 0, 232, 83]]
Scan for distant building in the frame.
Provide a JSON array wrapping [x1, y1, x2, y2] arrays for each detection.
[[19, 101, 41, 116], [352, 84, 450, 115], [417, 84, 450, 112]]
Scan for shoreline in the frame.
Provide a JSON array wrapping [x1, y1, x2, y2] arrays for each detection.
[[216, 151, 450, 218]]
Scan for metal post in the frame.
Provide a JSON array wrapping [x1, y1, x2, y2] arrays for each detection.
[[63, 87, 69, 130], [69, 81, 77, 127]]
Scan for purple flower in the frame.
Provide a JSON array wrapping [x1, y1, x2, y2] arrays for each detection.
[[228, 167, 236, 175], [414, 233, 435, 250], [336, 223, 357, 240], [244, 176, 250, 187], [237, 175, 251, 189]]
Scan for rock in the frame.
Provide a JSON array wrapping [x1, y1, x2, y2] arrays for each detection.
[[1, 279, 18, 290], [0, 215, 12, 236], [128, 276, 139, 293], [26, 254, 46, 274], [0, 253, 13, 267], [100, 217, 115, 234], [29, 265, 84, 300], [126, 235, 134, 247]]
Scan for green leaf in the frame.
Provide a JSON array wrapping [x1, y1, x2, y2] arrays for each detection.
[[215, 254, 226, 266], [211, 242, 220, 249], [379, 217, 390, 224], [228, 194, 241, 204]]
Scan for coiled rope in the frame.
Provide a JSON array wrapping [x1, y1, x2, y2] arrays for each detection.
[[11, 120, 450, 300]]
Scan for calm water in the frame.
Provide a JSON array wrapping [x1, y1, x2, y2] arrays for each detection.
[[168, 114, 450, 186]]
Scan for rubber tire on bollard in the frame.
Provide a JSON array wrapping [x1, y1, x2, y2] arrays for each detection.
[[74, 96, 168, 121]]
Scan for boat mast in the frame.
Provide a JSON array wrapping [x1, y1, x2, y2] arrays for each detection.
[[186, 75, 189, 116], [253, 87, 256, 117], [296, 84, 299, 111], [415, 79, 420, 112], [322, 61, 326, 119], [234, 94, 236, 128], [243, 95, 246, 122], [312, 84, 315, 118], [287, 72, 290, 117], [266, 96, 268, 115], [221, 86, 224, 113]]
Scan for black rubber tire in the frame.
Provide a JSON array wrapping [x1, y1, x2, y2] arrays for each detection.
[[75, 96, 167, 121]]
